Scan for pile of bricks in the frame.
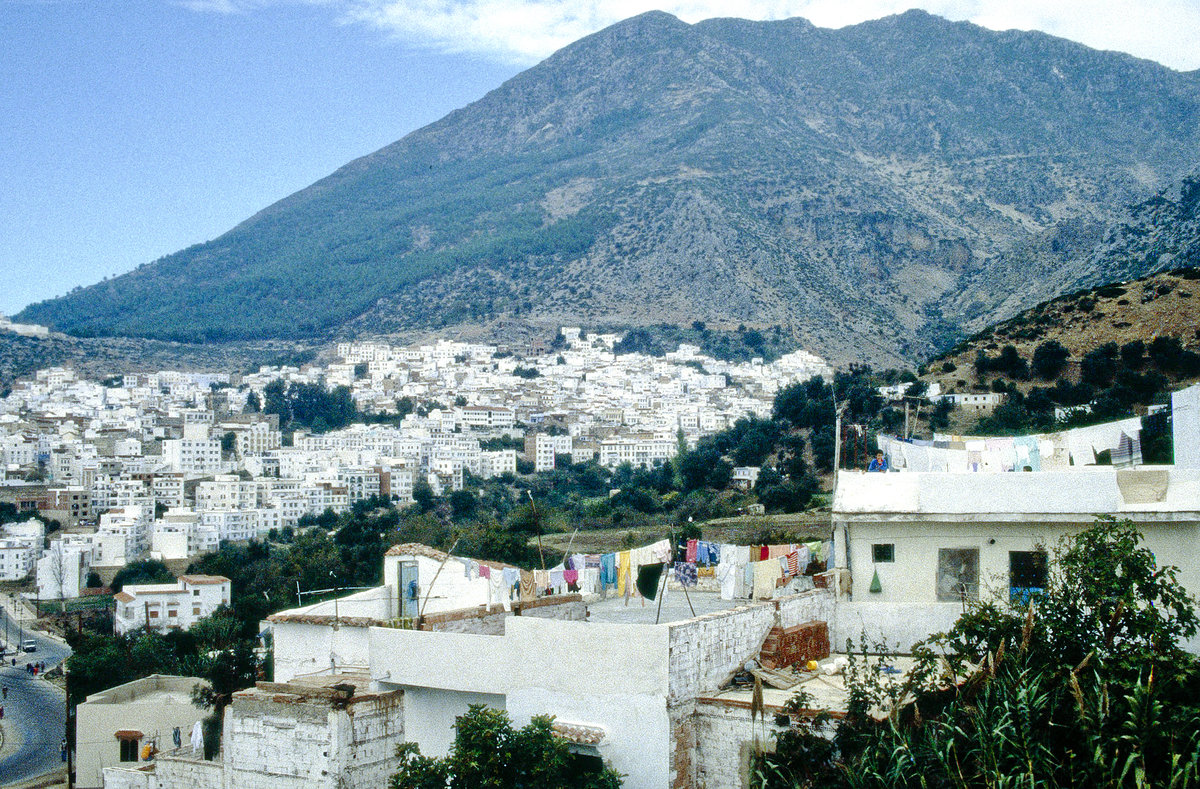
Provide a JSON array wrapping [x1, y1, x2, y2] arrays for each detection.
[[758, 620, 830, 669]]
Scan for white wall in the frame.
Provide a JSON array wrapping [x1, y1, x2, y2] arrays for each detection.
[[271, 621, 372, 683], [845, 518, 1200, 606], [370, 617, 671, 787], [400, 687, 505, 758]]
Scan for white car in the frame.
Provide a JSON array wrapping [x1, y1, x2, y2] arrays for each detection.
[[21, 639, 37, 653]]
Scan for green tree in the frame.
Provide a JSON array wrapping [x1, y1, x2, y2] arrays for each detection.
[[1031, 340, 1071, 379], [390, 705, 622, 789], [755, 518, 1200, 789], [111, 559, 174, 592]]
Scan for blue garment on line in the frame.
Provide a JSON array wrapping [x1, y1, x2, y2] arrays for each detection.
[[599, 553, 617, 589]]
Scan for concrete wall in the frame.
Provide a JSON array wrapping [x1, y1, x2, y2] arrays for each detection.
[[271, 621, 371, 683], [77, 675, 208, 789], [382, 553, 491, 615], [101, 765, 158, 789], [832, 601, 965, 653], [843, 518, 1200, 606], [287, 586, 394, 621], [419, 597, 586, 635], [370, 616, 671, 787], [401, 687, 505, 758]]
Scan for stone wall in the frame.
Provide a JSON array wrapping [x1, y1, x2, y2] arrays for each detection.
[[692, 700, 792, 789], [667, 590, 834, 704], [221, 686, 404, 789], [154, 753, 223, 789]]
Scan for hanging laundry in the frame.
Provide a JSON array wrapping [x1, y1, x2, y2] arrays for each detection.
[[649, 540, 672, 563], [685, 539, 698, 562], [795, 544, 811, 573], [599, 554, 617, 590], [767, 544, 791, 560], [586, 554, 601, 569], [617, 551, 630, 597], [549, 569, 564, 591], [478, 564, 491, 579], [563, 569, 579, 586], [489, 571, 509, 610], [502, 567, 520, 591], [696, 541, 711, 565], [519, 571, 537, 602], [637, 563, 665, 600], [760, 545, 770, 561], [785, 551, 800, 576], [753, 560, 782, 600], [674, 562, 698, 588], [716, 560, 737, 600]]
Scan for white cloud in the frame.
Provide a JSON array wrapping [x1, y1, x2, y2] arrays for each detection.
[[180, 0, 1200, 70]]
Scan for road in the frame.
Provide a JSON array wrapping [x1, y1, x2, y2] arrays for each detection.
[[0, 602, 70, 786]]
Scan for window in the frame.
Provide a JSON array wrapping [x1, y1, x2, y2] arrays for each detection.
[[119, 736, 141, 762], [193, 590, 200, 596], [193, 606, 201, 615], [872, 544, 894, 563], [1009, 551, 1048, 604], [148, 610, 158, 619], [937, 548, 979, 602], [168, 609, 178, 618]]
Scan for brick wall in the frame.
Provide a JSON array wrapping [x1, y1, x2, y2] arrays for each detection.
[[668, 603, 777, 704]]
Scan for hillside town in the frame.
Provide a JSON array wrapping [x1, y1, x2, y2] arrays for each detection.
[[0, 330, 829, 603], [0, 323, 1197, 789]]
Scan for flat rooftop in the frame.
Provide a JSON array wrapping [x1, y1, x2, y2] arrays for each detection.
[[585, 589, 743, 624], [699, 655, 919, 716]]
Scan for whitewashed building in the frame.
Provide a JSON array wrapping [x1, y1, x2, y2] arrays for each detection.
[[113, 575, 232, 635]]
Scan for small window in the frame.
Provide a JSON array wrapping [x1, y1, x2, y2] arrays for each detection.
[[148, 610, 158, 619], [193, 590, 200, 596], [119, 737, 140, 762], [193, 606, 201, 615], [872, 544, 894, 563], [1009, 551, 1048, 604], [168, 609, 178, 618]]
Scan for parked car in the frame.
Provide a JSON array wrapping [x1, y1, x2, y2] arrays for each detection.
[[21, 640, 37, 653]]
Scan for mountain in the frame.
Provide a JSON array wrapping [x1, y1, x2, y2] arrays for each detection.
[[19, 10, 1200, 366], [952, 166, 1200, 333]]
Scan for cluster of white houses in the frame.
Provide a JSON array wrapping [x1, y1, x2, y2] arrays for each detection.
[[91, 384, 1200, 789], [0, 335, 828, 602]]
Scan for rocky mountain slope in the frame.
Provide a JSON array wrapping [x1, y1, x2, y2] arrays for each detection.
[[19, 11, 1200, 366], [953, 167, 1200, 332]]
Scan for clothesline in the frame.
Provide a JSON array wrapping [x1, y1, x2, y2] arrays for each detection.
[[879, 415, 1144, 473]]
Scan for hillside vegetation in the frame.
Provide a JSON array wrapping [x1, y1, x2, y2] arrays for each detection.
[[924, 266, 1200, 433]]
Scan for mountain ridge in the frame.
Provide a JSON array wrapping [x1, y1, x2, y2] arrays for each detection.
[[19, 11, 1200, 365]]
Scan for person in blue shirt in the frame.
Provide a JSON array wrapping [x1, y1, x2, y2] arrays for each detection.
[[868, 450, 889, 472]]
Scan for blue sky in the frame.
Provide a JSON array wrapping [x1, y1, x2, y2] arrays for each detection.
[[3, 0, 1198, 317]]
